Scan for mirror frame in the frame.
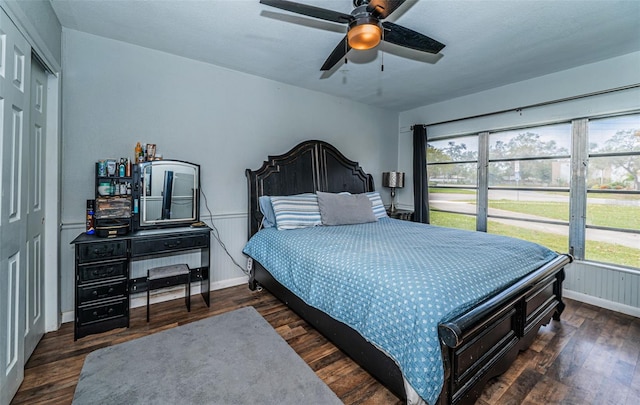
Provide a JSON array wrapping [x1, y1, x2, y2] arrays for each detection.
[[133, 159, 200, 230]]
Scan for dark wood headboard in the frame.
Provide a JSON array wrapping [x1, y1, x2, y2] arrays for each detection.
[[245, 140, 375, 238]]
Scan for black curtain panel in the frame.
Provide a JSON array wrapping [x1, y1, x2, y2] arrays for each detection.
[[413, 125, 430, 224]]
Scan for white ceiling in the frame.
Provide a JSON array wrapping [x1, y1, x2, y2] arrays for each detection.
[[50, 0, 640, 111]]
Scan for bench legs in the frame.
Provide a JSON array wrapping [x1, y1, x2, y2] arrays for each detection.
[[146, 265, 191, 322]]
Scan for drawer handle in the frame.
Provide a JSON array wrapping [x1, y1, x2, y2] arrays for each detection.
[[93, 247, 115, 257], [92, 308, 115, 319], [164, 240, 182, 248], [91, 287, 114, 296], [92, 267, 116, 277]]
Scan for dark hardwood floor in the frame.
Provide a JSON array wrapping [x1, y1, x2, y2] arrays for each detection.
[[11, 285, 640, 405]]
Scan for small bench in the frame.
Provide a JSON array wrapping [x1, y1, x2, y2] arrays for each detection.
[[147, 264, 191, 322]]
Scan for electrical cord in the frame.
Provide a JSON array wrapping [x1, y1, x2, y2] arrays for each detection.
[[199, 187, 250, 277]]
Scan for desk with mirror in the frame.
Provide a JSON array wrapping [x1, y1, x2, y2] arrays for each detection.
[[73, 160, 210, 340]]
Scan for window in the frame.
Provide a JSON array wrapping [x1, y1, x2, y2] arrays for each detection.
[[425, 113, 640, 270], [427, 136, 478, 231], [585, 115, 640, 268], [486, 124, 571, 251]]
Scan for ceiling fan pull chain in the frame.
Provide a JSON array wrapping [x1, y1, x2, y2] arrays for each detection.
[[345, 35, 349, 65], [381, 28, 384, 72]]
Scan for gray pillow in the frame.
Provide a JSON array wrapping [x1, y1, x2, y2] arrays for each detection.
[[317, 191, 378, 226]]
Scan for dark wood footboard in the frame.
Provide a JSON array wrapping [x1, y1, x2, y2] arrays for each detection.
[[438, 254, 571, 404]]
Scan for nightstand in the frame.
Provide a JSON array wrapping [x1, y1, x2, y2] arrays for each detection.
[[386, 208, 414, 221]]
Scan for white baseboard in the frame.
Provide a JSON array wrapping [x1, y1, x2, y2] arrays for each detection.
[[61, 311, 74, 324], [564, 289, 640, 318], [210, 276, 250, 291], [130, 276, 249, 309], [61, 276, 249, 324]]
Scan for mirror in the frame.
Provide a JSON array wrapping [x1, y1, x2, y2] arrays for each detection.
[[135, 160, 200, 229]]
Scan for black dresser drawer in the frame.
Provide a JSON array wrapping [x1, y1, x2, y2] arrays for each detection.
[[78, 280, 128, 304], [78, 240, 127, 263], [78, 261, 127, 283], [131, 233, 209, 257], [77, 300, 128, 325]]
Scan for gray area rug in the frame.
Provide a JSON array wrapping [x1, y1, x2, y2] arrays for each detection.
[[73, 306, 342, 404]]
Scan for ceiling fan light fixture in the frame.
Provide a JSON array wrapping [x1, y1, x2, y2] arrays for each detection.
[[348, 22, 381, 50], [259, 0, 446, 71]]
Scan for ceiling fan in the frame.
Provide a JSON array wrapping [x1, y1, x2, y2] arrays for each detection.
[[260, 0, 445, 71]]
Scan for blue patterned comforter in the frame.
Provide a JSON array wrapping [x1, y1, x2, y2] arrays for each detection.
[[242, 218, 558, 404]]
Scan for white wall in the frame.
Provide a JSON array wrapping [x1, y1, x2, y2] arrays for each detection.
[[397, 51, 640, 316], [399, 52, 640, 132], [60, 29, 398, 315]]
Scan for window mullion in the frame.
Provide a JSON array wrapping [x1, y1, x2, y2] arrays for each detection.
[[477, 132, 489, 232], [569, 118, 588, 259]]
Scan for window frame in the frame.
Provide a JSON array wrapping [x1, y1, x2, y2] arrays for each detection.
[[425, 112, 640, 270], [426, 134, 479, 225], [581, 115, 640, 267]]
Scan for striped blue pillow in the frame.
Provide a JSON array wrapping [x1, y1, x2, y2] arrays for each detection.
[[271, 194, 322, 230], [365, 191, 388, 219]]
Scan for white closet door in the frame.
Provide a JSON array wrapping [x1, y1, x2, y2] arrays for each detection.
[[24, 57, 47, 360], [0, 8, 31, 405]]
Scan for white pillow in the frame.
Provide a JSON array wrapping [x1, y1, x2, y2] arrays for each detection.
[[270, 194, 322, 230]]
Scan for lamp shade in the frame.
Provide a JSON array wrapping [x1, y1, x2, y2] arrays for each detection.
[[382, 172, 405, 188], [347, 23, 382, 50]]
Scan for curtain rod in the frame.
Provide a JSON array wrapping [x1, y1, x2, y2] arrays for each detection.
[[411, 83, 640, 130]]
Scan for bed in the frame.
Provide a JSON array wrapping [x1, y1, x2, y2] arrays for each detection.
[[243, 140, 571, 405]]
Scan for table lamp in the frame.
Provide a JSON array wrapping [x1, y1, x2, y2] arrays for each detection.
[[382, 171, 405, 213]]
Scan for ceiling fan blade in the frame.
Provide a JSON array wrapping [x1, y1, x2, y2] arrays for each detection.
[[260, 0, 353, 24], [382, 21, 445, 54], [321, 36, 351, 71], [366, 0, 407, 19]]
